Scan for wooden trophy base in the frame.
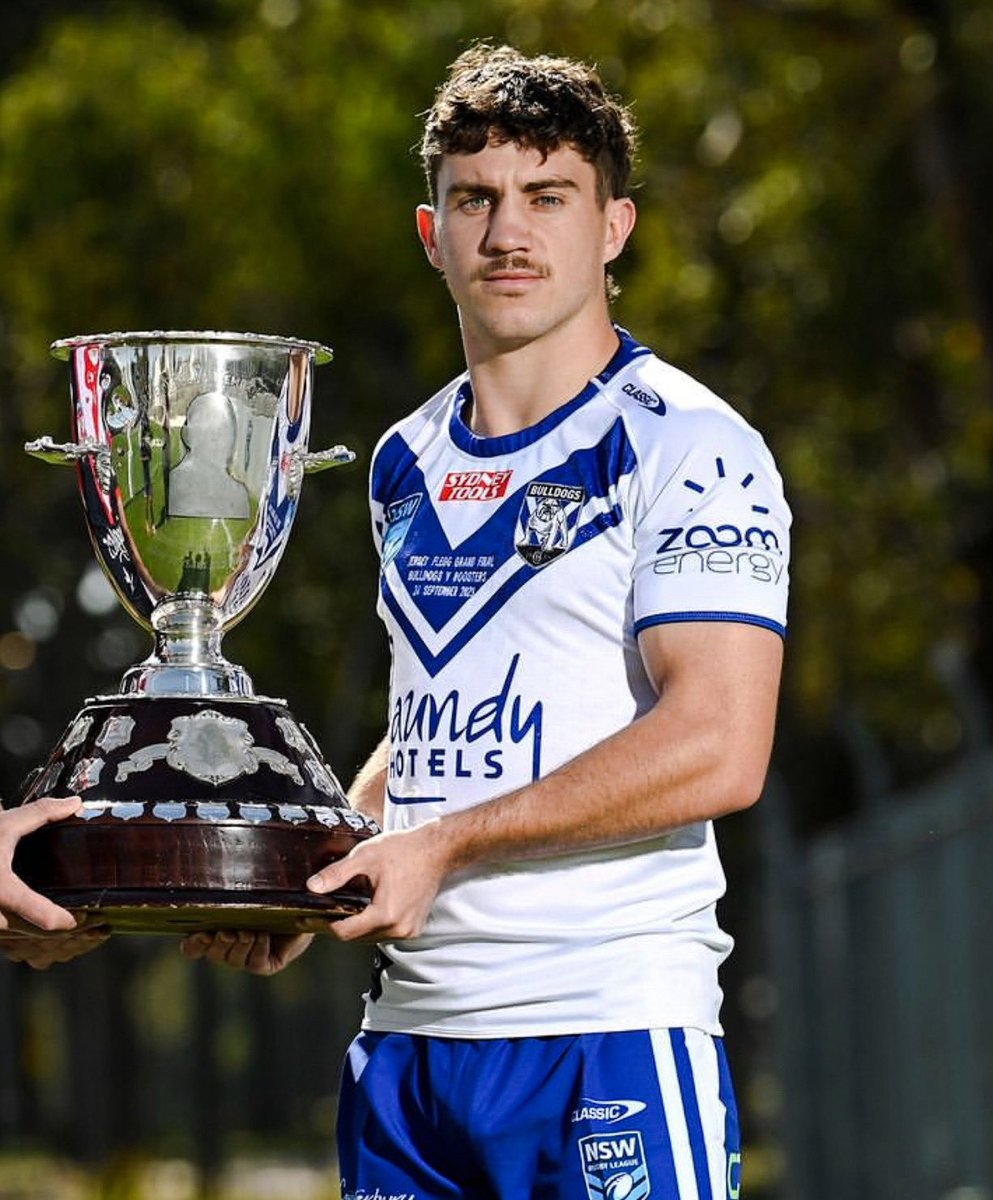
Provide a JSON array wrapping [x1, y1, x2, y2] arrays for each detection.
[[13, 695, 379, 935], [14, 800, 375, 935]]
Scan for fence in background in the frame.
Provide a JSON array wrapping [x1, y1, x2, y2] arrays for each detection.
[[763, 752, 993, 1200], [0, 935, 372, 1186]]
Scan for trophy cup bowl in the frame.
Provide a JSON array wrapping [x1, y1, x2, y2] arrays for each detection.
[[12, 331, 379, 934]]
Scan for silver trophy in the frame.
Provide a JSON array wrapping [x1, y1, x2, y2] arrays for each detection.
[[13, 332, 378, 934]]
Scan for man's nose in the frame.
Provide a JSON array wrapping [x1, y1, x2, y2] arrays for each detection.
[[482, 199, 531, 254]]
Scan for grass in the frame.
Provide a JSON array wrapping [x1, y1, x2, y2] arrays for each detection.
[[0, 1154, 340, 1200]]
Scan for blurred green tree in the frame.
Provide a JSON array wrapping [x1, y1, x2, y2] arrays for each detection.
[[1, 0, 991, 817]]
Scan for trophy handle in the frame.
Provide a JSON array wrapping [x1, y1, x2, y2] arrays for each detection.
[[25, 435, 106, 465], [25, 436, 113, 492], [287, 444, 356, 499]]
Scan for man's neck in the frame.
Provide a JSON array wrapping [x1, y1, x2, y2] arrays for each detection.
[[461, 317, 621, 438]]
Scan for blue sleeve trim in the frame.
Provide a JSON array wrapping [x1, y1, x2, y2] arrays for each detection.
[[633, 611, 787, 639]]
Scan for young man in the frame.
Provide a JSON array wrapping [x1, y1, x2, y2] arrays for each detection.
[[0, 796, 109, 968], [186, 43, 790, 1199]]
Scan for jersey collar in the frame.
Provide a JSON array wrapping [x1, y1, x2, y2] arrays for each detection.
[[447, 326, 647, 459]]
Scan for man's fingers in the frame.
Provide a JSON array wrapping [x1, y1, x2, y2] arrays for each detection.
[[180, 932, 213, 960], [307, 852, 365, 896], [0, 795, 83, 930], [189, 930, 251, 968], [179, 930, 312, 975], [326, 909, 382, 943], [0, 928, 110, 970]]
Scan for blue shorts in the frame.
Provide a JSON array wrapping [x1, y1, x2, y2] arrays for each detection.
[[337, 1028, 741, 1200]]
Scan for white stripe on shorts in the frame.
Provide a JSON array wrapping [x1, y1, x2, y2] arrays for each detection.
[[649, 1029, 729, 1200]]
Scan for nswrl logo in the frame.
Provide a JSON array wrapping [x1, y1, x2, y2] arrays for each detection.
[[381, 493, 422, 570], [578, 1131, 651, 1200]]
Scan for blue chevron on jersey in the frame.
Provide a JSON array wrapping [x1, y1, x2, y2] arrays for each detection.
[[375, 417, 638, 673], [379, 498, 626, 679]]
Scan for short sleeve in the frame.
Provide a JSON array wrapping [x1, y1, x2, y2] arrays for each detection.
[[631, 413, 791, 638]]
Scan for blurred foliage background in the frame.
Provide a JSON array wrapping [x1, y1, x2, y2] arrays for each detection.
[[0, 0, 991, 1196]]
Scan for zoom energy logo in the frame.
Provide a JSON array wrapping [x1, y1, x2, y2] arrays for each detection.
[[653, 455, 785, 585]]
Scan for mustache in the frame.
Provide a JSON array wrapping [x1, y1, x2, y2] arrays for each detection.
[[473, 256, 550, 282]]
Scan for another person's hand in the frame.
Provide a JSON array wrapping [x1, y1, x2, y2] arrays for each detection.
[[1, 796, 86, 932], [180, 930, 314, 976], [1, 795, 112, 968], [0, 921, 112, 970]]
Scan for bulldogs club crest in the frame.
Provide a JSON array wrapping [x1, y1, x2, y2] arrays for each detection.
[[515, 481, 585, 568]]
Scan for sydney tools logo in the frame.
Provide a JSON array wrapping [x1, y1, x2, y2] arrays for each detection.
[[439, 470, 513, 501]]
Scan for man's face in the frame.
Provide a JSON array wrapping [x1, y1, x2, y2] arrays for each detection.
[[416, 138, 635, 355]]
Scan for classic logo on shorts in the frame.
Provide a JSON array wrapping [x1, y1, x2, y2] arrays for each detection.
[[439, 469, 513, 501], [381, 493, 422, 570], [578, 1131, 651, 1200], [515, 481, 585, 568], [572, 1098, 648, 1124]]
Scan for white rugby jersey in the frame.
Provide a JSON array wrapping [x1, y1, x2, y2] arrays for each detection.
[[364, 328, 790, 1037]]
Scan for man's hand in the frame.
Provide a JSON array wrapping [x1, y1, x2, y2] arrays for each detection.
[[180, 930, 315, 975], [307, 822, 454, 944]]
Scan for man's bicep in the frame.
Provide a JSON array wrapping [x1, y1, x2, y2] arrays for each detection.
[[642, 618, 782, 736], [639, 619, 783, 700], [637, 621, 785, 812]]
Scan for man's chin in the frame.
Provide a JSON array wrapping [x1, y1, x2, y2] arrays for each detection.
[[464, 307, 563, 351]]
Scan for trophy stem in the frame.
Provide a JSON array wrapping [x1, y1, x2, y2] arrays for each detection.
[[120, 596, 254, 697]]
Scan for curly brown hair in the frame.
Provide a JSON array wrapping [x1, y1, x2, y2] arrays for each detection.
[[420, 43, 638, 208]]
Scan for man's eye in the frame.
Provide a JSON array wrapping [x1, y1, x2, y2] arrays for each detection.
[[459, 196, 490, 212], [534, 193, 564, 207]]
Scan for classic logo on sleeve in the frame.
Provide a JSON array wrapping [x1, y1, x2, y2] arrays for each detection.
[[515, 481, 585, 568], [381, 493, 422, 569]]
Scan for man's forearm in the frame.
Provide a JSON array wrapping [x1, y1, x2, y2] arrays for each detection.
[[433, 706, 749, 871], [314, 624, 784, 945], [428, 624, 783, 873]]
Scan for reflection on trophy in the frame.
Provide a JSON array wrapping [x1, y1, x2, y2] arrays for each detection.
[[12, 332, 379, 934]]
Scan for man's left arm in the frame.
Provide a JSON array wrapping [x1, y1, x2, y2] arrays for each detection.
[[310, 619, 783, 943]]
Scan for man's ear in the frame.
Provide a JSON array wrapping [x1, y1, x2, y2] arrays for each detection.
[[603, 196, 637, 266], [416, 204, 443, 270]]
